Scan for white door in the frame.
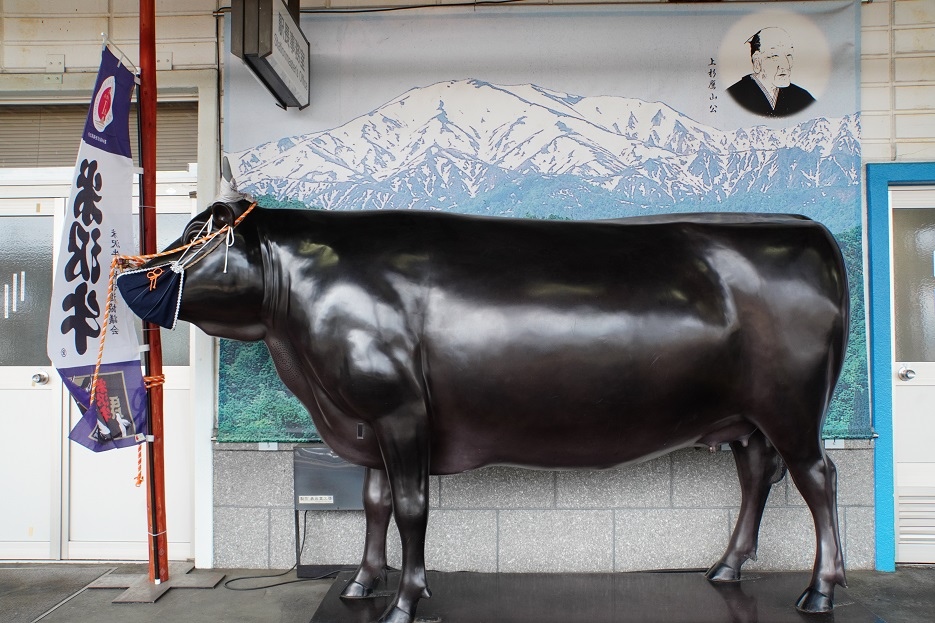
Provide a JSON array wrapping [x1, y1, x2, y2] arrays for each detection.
[[65, 207, 197, 561], [890, 185, 935, 564], [65, 371, 194, 560], [0, 169, 197, 561], [0, 198, 64, 559]]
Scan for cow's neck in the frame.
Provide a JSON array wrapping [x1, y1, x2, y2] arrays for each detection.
[[257, 225, 314, 408], [259, 221, 280, 328]]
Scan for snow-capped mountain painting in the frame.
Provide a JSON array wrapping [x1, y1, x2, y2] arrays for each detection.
[[228, 79, 859, 231], [218, 2, 867, 442]]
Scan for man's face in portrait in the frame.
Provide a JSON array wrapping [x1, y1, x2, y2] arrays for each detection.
[[753, 28, 794, 89]]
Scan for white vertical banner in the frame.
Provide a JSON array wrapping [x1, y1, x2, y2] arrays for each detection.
[[47, 47, 148, 452]]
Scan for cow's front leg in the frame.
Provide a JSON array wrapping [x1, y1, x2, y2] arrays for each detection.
[[342, 467, 392, 599], [373, 412, 431, 623]]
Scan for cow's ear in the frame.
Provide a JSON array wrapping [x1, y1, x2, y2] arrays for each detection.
[[210, 202, 237, 229]]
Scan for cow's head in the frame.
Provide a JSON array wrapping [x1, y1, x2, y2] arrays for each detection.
[[118, 197, 268, 342]]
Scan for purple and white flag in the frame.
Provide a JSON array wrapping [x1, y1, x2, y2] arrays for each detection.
[[47, 48, 148, 452]]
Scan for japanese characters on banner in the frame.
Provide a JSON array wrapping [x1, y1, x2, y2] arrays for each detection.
[[47, 47, 148, 452]]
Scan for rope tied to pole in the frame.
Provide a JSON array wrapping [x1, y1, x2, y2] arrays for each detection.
[[136, 444, 145, 487]]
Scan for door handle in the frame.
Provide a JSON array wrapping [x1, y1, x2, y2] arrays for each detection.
[[897, 366, 916, 382], [31, 371, 49, 385]]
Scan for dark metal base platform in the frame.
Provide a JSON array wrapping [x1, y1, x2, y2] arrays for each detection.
[[86, 561, 225, 603], [310, 570, 884, 623]]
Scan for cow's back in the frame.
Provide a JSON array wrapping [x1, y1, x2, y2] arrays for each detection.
[[262, 210, 847, 474], [408, 213, 847, 472]]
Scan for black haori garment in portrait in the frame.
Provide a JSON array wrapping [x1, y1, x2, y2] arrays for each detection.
[[727, 74, 815, 117]]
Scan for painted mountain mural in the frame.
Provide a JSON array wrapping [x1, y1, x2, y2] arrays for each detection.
[[228, 79, 860, 232], [219, 79, 868, 442]]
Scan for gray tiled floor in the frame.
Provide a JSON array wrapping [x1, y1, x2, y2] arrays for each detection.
[[1, 563, 932, 623]]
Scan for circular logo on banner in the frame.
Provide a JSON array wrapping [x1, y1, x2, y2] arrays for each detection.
[[93, 76, 115, 132]]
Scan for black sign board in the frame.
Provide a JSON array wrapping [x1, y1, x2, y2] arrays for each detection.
[[231, 0, 310, 109]]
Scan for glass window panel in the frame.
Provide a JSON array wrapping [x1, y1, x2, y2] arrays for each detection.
[[0, 215, 54, 366], [893, 207, 935, 362]]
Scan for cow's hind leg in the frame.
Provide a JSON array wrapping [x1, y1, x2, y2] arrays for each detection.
[[706, 429, 783, 583], [342, 467, 392, 599], [768, 434, 846, 613]]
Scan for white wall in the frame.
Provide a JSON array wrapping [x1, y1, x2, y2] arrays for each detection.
[[0, 0, 218, 73], [861, 0, 935, 161], [0, 0, 221, 567], [4, 1, 932, 159], [1, 0, 933, 570]]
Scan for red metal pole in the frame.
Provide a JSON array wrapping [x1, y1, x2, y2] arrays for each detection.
[[140, 0, 169, 584]]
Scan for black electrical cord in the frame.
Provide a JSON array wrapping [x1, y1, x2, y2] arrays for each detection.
[[223, 511, 341, 591]]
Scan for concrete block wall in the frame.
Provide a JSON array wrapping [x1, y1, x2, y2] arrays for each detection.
[[213, 441, 875, 572]]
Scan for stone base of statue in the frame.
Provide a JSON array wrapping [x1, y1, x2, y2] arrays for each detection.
[[310, 570, 881, 623]]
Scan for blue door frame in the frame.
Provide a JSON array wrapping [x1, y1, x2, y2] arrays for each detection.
[[866, 162, 935, 572]]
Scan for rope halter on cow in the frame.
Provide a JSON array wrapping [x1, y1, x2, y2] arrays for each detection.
[[84, 201, 257, 483], [113, 200, 258, 328]]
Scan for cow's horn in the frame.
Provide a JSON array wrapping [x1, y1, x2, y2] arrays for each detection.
[[221, 155, 234, 183], [216, 155, 252, 204]]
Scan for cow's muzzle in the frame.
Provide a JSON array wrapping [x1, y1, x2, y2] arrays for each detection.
[[115, 228, 227, 329], [115, 200, 256, 329], [116, 261, 185, 329]]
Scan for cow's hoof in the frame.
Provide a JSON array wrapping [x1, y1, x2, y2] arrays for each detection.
[[795, 587, 833, 613], [376, 605, 414, 623], [705, 562, 741, 583], [340, 580, 373, 599]]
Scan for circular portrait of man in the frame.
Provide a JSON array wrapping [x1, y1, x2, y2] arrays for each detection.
[[720, 13, 831, 120], [727, 27, 813, 117]]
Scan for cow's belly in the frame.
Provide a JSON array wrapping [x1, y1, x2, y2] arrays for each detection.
[[423, 302, 746, 473]]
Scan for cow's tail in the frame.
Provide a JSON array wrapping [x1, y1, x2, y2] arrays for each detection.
[[820, 222, 851, 423]]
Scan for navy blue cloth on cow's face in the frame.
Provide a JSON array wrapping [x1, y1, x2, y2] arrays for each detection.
[[116, 262, 185, 330]]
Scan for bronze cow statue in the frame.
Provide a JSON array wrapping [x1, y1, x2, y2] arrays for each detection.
[[120, 198, 849, 623]]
